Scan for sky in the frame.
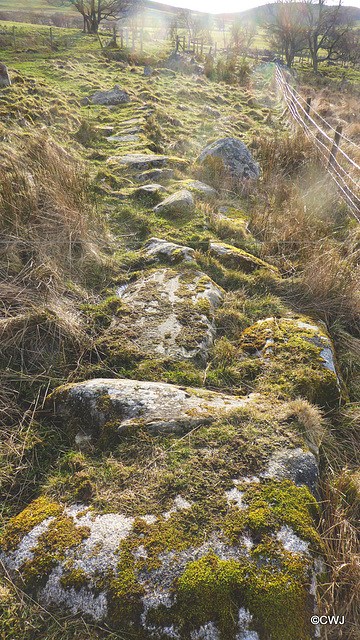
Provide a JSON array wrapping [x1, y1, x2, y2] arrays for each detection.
[[162, 0, 360, 15]]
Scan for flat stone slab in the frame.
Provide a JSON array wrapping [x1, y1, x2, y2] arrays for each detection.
[[131, 184, 167, 203], [106, 134, 139, 142], [209, 241, 279, 274], [134, 168, 175, 183], [106, 154, 188, 171], [142, 237, 195, 263], [116, 268, 224, 364], [47, 378, 258, 440]]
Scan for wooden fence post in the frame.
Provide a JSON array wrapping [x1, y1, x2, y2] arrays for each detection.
[[120, 29, 123, 48], [49, 27, 53, 46], [328, 125, 343, 169], [305, 96, 311, 117], [12, 26, 16, 48], [112, 24, 116, 46]]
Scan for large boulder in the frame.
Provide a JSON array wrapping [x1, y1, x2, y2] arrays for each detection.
[[90, 85, 130, 106], [1, 387, 323, 640], [197, 138, 260, 183], [0, 63, 10, 87], [45, 377, 259, 443]]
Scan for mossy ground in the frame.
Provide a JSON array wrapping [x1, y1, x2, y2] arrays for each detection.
[[1, 16, 360, 640]]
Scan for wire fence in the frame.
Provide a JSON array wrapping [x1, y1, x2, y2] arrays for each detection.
[[275, 64, 360, 223]]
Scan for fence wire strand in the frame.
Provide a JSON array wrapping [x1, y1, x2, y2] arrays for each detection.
[[275, 65, 360, 222]]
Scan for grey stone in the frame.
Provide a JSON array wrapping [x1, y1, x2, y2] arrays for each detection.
[[262, 447, 319, 496], [0, 63, 10, 87], [197, 137, 260, 182], [106, 134, 138, 142], [47, 377, 256, 439], [90, 84, 130, 106], [142, 237, 195, 263], [179, 180, 217, 198], [153, 189, 194, 216], [143, 66, 153, 77], [131, 184, 167, 203]]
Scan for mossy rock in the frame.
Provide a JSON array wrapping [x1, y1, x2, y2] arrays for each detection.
[[0, 477, 322, 639], [239, 316, 346, 406], [209, 241, 279, 275]]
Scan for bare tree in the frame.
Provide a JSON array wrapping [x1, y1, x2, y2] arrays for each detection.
[[231, 21, 255, 60], [303, 0, 352, 73], [47, 0, 139, 34], [265, 1, 306, 68]]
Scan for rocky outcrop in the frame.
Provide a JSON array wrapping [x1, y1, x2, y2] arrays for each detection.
[[1, 385, 323, 640], [46, 377, 259, 442], [90, 85, 130, 106], [131, 184, 167, 203], [107, 153, 187, 171], [197, 138, 260, 183], [178, 180, 217, 199]]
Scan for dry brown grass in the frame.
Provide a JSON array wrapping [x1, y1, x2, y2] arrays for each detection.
[[318, 471, 360, 639]]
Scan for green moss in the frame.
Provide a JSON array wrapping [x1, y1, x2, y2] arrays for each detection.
[[21, 514, 90, 591], [224, 479, 321, 549], [239, 316, 344, 405], [0, 497, 63, 552], [176, 553, 246, 636], [60, 563, 90, 592], [107, 545, 145, 631]]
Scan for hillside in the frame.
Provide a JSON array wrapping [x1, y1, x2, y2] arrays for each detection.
[[0, 23, 360, 640]]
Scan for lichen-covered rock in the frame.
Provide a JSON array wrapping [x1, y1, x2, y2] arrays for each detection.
[[1, 385, 325, 639], [112, 269, 224, 364], [209, 241, 279, 274], [239, 316, 346, 405], [0, 62, 10, 87], [107, 153, 187, 171], [142, 237, 195, 263], [196, 138, 260, 182], [47, 377, 255, 442], [0, 477, 322, 640], [90, 85, 130, 105], [154, 189, 195, 216]]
